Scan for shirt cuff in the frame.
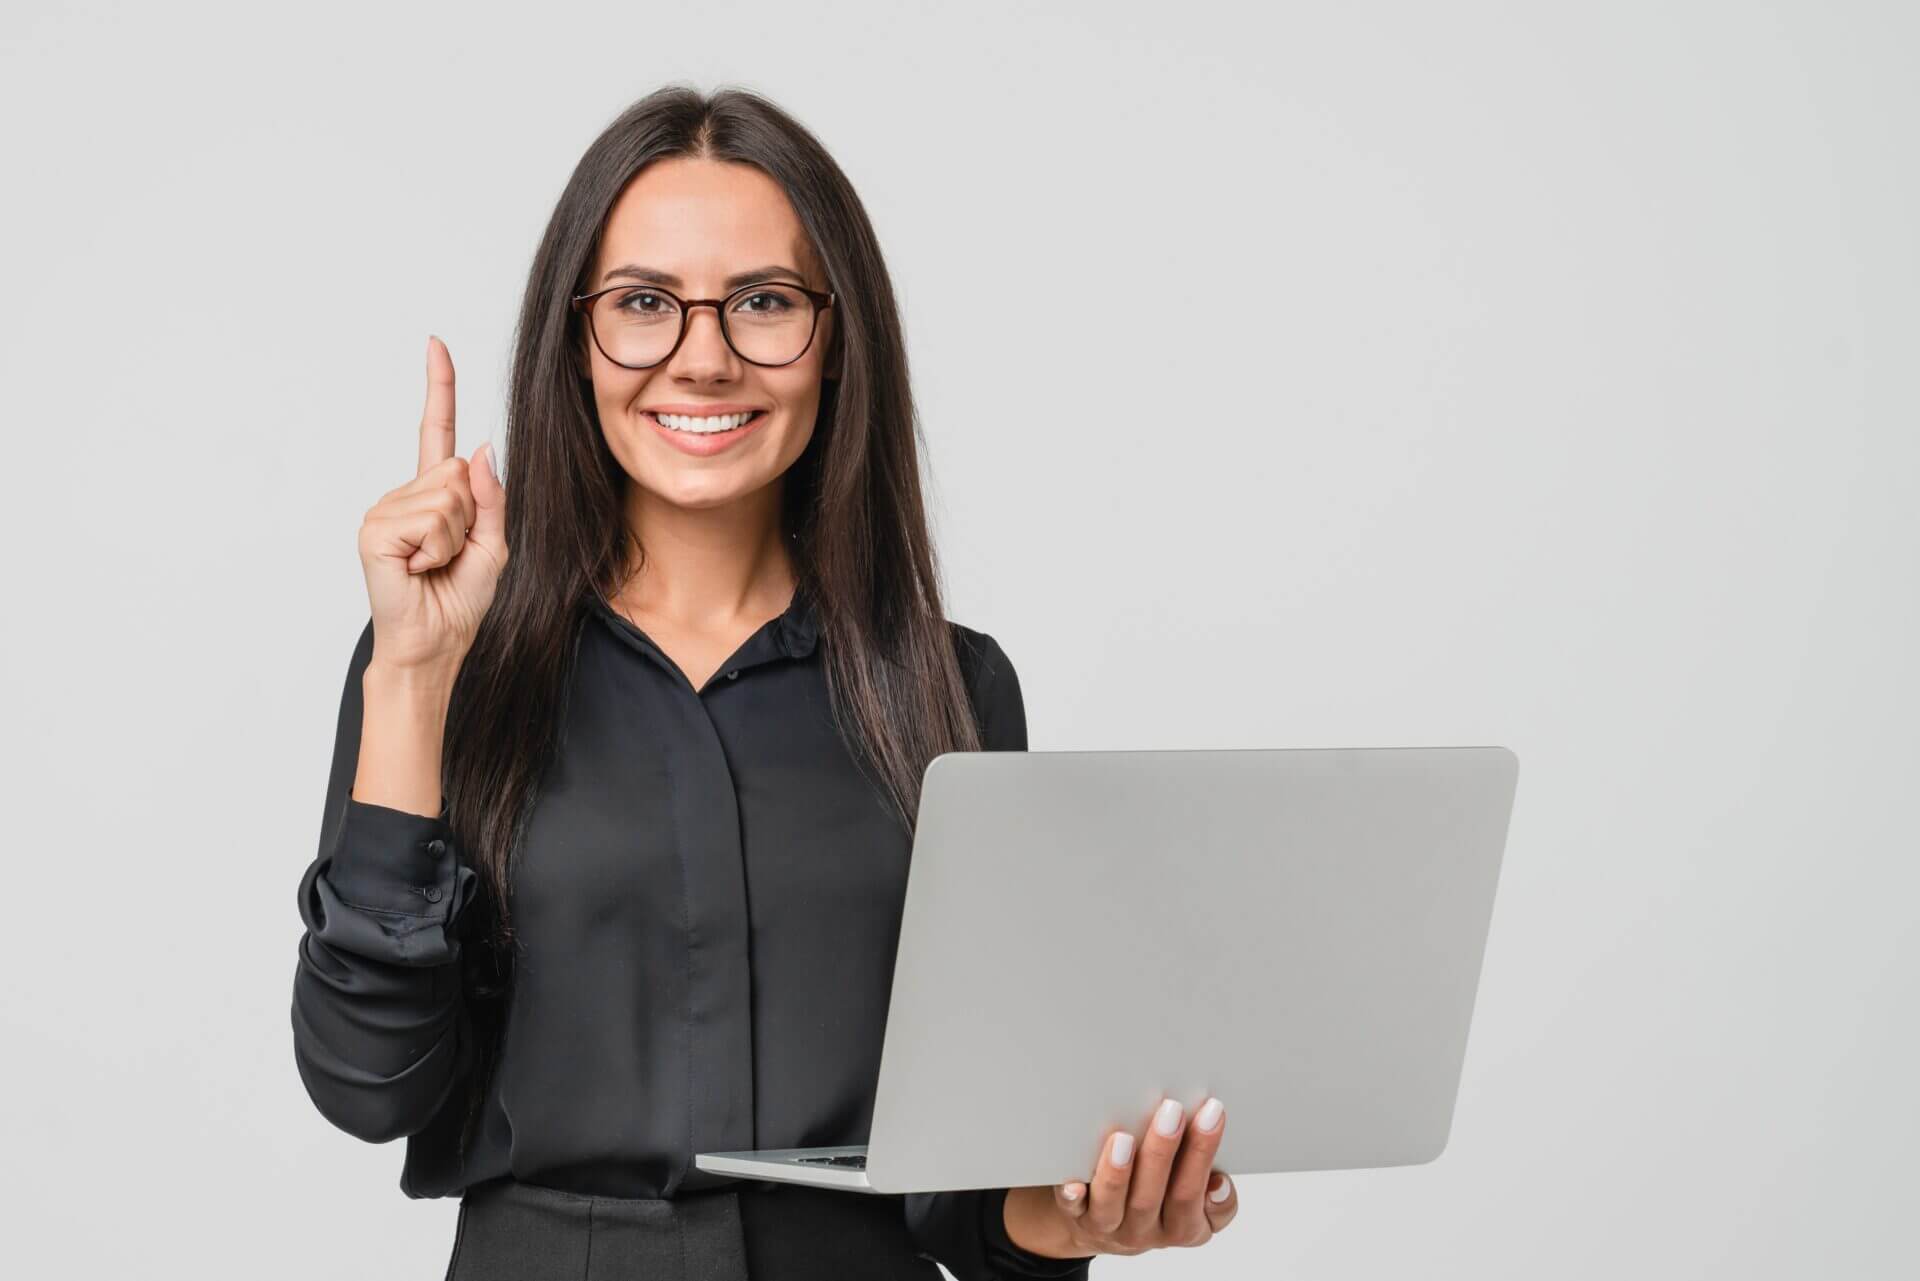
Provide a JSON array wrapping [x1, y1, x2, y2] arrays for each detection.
[[981, 1187, 1094, 1278], [322, 796, 462, 918]]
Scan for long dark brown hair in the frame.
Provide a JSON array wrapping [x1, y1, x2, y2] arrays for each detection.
[[438, 84, 986, 1165]]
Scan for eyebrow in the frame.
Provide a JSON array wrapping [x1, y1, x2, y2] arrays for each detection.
[[599, 264, 808, 291]]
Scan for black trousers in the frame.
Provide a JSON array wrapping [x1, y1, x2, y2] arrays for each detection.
[[445, 1177, 945, 1281]]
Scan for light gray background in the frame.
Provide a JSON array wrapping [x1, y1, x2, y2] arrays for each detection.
[[2, 2, 1913, 1277]]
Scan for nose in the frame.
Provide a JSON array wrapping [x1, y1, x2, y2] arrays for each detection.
[[668, 303, 739, 376]]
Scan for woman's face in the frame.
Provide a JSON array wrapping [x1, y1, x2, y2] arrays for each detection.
[[580, 155, 835, 517]]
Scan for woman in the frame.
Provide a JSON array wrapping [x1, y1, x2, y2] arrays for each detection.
[[290, 84, 1238, 1279]]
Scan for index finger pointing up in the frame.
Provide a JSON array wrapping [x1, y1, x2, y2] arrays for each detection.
[[418, 334, 457, 478]]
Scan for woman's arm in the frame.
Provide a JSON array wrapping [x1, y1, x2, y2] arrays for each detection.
[[902, 629, 1094, 1279], [290, 618, 478, 1143]]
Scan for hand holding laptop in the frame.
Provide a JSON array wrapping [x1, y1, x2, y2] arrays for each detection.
[[1006, 1093, 1239, 1259], [696, 745, 1519, 1268]]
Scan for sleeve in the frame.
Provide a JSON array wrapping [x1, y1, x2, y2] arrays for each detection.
[[903, 631, 1094, 1279], [290, 617, 480, 1144]]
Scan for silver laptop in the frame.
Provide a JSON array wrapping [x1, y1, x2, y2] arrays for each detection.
[[695, 744, 1520, 1194]]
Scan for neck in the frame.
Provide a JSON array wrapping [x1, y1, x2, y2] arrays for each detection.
[[613, 482, 796, 626]]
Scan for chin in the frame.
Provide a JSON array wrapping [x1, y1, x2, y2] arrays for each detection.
[[647, 468, 776, 508]]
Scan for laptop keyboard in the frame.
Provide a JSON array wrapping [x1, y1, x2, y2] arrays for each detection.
[[794, 1154, 868, 1168]]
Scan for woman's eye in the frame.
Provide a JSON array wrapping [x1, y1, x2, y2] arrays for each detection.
[[734, 291, 792, 314], [616, 291, 669, 313]]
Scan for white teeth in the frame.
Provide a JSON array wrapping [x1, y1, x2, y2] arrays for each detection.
[[654, 411, 757, 433]]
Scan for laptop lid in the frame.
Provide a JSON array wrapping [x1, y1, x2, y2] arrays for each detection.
[[860, 745, 1519, 1194]]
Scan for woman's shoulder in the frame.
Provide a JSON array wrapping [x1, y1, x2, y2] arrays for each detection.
[[945, 617, 1019, 699], [945, 616, 1011, 663], [944, 617, 1026, 749]]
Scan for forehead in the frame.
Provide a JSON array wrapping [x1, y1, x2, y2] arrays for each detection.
[[594, 156, 813, 287]]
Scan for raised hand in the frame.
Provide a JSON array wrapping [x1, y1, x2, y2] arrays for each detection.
[[1006, 1095, 1238, 1258], [357, 335, 510, 674]]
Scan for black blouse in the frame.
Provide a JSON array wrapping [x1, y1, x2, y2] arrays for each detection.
[[291, 583, 1091, 1280]]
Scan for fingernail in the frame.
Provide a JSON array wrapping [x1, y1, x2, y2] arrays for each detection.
[[1209, 1174, 1232, 1203], [479, 442, 497, 483], [1195, 1097, 1223, 1132], [1110, 1132, 1133, 1167], [1154, 1098, 1184, 1136], [1062, 1184, 1082, 1202]]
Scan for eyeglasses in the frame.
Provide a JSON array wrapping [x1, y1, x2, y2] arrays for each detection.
[[570, 281, 837, 370]]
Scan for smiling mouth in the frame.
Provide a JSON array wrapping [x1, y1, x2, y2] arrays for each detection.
[[645, 410, 766, 435]]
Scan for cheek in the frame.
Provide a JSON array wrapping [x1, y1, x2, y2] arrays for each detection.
[[774, 411, 817, 465], [770, 383, 824, 450], [590, 370, 660, 440]]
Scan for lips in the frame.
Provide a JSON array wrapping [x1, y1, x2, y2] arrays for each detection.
[[643, 403, 767, 417], [643, 407, 770, 456]]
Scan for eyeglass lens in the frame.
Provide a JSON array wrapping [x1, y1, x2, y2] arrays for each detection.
[[589, 285, 819, 367]]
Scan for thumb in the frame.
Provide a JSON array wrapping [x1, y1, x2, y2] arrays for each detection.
[[468, 441, 508, 552]]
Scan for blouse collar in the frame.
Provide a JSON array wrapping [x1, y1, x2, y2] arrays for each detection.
[[588, 579, 819, 663]]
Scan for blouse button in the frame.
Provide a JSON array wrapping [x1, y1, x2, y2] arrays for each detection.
[[422, 885, 443, 903], [726, 669, 740, 680], [426, 838, 447, 856]]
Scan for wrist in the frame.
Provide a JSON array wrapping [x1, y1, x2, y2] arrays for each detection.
[[364, 656, 461, 706], [355, 659, 457, 819], [1002, 1186, 1087, 1260]]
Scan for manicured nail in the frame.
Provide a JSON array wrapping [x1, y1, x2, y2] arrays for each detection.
[[1062, 1184, 1082, 1201], [1154, 1098, 1184, 1136], [1195, 1097, 1223, 1132], [1110, 1132, 1134, 1166], [1209, 1173, 1233, 1203]]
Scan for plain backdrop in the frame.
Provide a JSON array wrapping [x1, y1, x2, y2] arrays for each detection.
[[1, 1, 1913, 1277]]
